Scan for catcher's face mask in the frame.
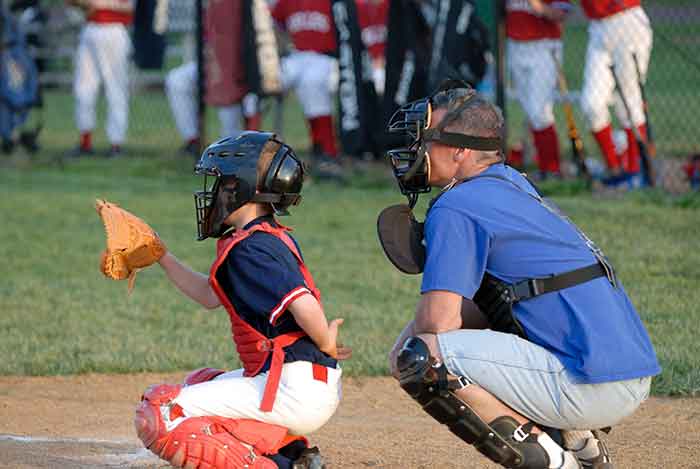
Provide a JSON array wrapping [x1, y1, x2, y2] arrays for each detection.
[[385, 80, 502, 205]]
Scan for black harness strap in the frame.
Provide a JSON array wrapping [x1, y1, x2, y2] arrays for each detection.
[[506, 262, 608, 303]]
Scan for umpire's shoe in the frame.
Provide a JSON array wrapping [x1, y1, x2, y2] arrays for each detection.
[[292, 446, 326, 469], [575, 436, 614, 469]]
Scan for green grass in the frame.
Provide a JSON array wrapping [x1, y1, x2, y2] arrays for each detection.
[[1, 155, 699, 396], [3, 16, 700, 397]]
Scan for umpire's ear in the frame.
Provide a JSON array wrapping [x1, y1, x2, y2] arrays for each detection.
[[454, 148, 471, 163]]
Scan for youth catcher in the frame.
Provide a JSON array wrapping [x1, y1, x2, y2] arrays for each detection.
[[96, 131, 350, 468]]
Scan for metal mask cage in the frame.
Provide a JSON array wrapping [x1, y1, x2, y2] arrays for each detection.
[[387, 99, 432, 140], [387, 143, 431, 197], [194, 168, 222, 240]]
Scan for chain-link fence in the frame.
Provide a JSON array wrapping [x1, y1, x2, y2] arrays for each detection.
[[490, 0, 699, 194], [3, 0, 698, 192]]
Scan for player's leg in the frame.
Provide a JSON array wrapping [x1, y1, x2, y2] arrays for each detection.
[[94, 24, 130, 154], [72, 25, 100, 154], [527, 41, 562, 177], [395, 332, 579, 468], [610, 8, 653, 176], [165, 61, 199, 154], [580, 25, 620, 174], [295, 52, 338, 159], [174, 362, 342, 436], [217, 104, 243, 138]]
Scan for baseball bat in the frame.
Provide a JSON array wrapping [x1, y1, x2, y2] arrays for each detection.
[[610, 63, 655, 187], [552, 52, 591, 184], [633, 53, 657, 158]]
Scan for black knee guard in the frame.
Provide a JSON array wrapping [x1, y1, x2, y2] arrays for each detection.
[[396, 337, 550, 468]]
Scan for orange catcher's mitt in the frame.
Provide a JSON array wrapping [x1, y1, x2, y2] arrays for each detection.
[[95, 199, 166, 291]]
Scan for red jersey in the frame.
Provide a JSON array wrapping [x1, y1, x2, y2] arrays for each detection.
[[87, 0, 134, 25], [356, 0, 388, 61], [271, 0, 336, 54], [506, 0, 570, 41], [581, 0, 641, 19]]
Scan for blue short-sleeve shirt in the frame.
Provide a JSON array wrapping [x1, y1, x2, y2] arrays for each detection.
[[421, 164, 660, 383], [216, 216, 337, 371]]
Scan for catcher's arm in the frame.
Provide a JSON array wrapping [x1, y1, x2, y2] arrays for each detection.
[[552, 52, 591, 183], [158, 253, 221, 309], [288, 295, 352, 360]]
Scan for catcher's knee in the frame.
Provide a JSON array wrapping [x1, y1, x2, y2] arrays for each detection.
[[134, 383, 184, 452], [396, 337, 551, 468], [183, 367, 226, 386]]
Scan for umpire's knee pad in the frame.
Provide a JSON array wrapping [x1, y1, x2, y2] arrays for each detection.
[[396, 337, 435, 398]]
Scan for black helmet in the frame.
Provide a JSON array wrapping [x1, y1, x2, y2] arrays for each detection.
[[194, 131, 305, 240]]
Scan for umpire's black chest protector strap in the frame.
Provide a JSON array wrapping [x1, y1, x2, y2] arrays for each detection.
[[467, 173, 619, 338]]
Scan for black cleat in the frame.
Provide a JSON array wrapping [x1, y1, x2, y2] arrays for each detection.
[[292, 446, 326, 469], [105, 145, 124, 159]]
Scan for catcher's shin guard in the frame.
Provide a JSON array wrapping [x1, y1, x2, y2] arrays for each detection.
[[396, 337, 550, 468], [135, 383, 287, 468]]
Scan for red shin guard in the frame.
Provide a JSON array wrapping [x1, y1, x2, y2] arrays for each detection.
[[308, 116, 338, 157], [245, 114, 262, 131], [532, 125, 561, 173], [135, 383, 303, 468], [623, 124, 647, 173], [593, 125, 620, 171]]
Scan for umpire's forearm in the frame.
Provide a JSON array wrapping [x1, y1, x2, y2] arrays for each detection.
[[158, 252, 221, 309]]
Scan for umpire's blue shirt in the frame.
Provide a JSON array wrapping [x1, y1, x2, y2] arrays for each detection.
[[421, 163, 661, 384]]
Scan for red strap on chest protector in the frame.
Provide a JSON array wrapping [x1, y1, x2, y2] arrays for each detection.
[[210, 223, 323, 412]]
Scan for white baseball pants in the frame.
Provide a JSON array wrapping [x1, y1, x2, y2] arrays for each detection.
[[165, 61, 244, 140], [580, 7, 653, 131], [280, 51, 338, 118], [73, 23, 131, 144], [174, 361, 342, 436], [508, 39, 563, 131]]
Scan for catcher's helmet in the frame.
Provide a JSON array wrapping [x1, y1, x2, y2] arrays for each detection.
[[194, 131, 305, 240]]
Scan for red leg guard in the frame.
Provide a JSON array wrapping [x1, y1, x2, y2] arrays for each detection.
[[134, 383, 184, 453], [593, 125, 621, 171], [532, 126, 561, 174], [135, 383, 299, 468], [507, 145, 524, 169], [184, 368, 226, 386], [308, 116, 338, 157], [245, 113, 262, 131], [160, 417, 280, 469]]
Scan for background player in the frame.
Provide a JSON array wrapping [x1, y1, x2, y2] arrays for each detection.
[[356, 0, 388, 96], [579, 0, 652, 185], [67, 0, 134, 158], [506, 0, 571, 179], [166, 0, 263, 158], [270, 0, 342, 178], [134, 131, 349, 468]]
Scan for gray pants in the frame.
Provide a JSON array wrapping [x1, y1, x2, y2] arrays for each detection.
[[438, 329, 651, 430]]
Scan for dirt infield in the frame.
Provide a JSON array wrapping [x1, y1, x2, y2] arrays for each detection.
[[1, 373, 698, 469]]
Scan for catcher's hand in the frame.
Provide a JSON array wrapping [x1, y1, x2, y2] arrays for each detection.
[[95, 199, 166, 291]]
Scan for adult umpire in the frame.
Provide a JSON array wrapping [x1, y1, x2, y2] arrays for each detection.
[[379, 83, 660, 469]]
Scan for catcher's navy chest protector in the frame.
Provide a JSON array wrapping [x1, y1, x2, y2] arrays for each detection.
[[0, 9, 39, 141]]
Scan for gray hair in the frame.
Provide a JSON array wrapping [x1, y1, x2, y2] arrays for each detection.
[[431, 88, 505, 162]]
